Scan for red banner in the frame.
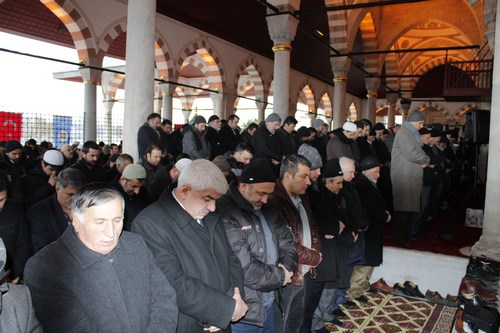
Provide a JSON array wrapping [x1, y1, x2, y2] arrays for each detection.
[[0, 112, 22, 141]]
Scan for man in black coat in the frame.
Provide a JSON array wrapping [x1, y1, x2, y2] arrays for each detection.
[[218, 158, 297, 332], [220, 114, 243, 153], [109, 164, 152, 231], [28, 168, 86, 253], [0, 173, 31, 281], [132, 159, 247, 333], [71, 140, 106, 183], [205, 115, 225, 160], [252, 113, 282, 172], [348, 156, 391, 300], [137, 112, 162, 161], [276, 116, 298, 156], [0, 140, 26, 194], [11, 149, 64, 209]]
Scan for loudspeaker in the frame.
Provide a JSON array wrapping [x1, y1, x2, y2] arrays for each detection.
[[464, 110, 490, 144]]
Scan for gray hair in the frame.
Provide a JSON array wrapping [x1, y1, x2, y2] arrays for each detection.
[[177, 159, 228, 195], [117, 153, 134, 164], [56, 168, 87, 190], [71, 183, 124, 223], [339, 157, 355, 172], [279, 154, 311, 180]]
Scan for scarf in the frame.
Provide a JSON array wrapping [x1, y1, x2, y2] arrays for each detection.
[[403, 121, 423, 146]]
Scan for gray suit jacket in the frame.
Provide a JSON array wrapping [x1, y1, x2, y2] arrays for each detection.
[[0, 283, 42, 333], [24, 228, 177, 332]]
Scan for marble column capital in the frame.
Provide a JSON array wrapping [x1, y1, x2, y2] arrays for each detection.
[[330, 56, 351, 79], [255, 100, 268, 110], [79, 67, 101, 84], [386, 92, 399, 105], [365, 77, 380, 95], [158, 82, 177, 96], [102, 100, 115, 112], [400, 101, 411, 114], [266, 14, 299, 45]]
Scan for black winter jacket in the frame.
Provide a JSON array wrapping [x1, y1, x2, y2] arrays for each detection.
[[217, 182, 297, 326]]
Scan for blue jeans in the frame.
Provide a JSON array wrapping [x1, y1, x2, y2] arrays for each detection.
[[232, 305, 275, 333]]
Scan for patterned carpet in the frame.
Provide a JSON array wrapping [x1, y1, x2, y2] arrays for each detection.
[[324, 292, 457, 333]]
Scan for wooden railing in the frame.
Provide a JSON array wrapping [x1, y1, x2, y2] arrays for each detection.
[[443, 59, 493, 97]]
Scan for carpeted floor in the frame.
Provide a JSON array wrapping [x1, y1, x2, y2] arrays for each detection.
[[323, 292, 457, 333], [383, 181, 483, 258]]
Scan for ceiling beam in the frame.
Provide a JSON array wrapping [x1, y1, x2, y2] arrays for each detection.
[[330, 45, 480, 57], [264, 0, 428, 17]]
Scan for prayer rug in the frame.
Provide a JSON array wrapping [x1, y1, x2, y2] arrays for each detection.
[[324, 292, 457, 333]]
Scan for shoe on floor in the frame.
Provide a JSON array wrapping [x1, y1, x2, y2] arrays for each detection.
[[371, 278, 395, 293], [342, 300, 357, 308], [404, 281, 425, 298], [332, 308, 347, 318], [393, 282, 409, 296], [354, 295, 369, 303]]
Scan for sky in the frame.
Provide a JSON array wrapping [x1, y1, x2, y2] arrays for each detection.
[[0, 31, 124, 117]]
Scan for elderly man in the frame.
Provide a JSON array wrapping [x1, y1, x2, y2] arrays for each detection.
[[148, 158, 192, 200], [348, 156, 392, 299], [28, 168, 86, 253], [269, 154, 322, 333], [24, 183, 178, 332], [71, 140, 106, 183], [110, 164, 152, 231], [137, 112, 162, 160], [106, 153, 133, 183], [205, 115, 224, 159], [132, 159, 247, 333], [217, 158, 297, 332], [391, 111, 430, 246], [252, 113, 283, 167], [59, 144, 77, 167]]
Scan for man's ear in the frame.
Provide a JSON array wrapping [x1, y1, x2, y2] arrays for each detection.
[[72, 215, 80, 232], [178, 184, 191, 198]]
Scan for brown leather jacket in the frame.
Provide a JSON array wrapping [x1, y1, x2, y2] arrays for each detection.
[[269, 180, 322, 285]]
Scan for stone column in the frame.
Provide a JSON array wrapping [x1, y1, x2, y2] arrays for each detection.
[[123, 0, 156, 160], [365, 77, 380, 124], [79, 67, 100, 141], [102, 100, 115, 144], [308, 112, 316, 126], [472, 4, 500, 262], [210, 93, 224, 118], [256, 101, 268, 123], [182, 109, 192, 124], [266, 14, 298, 121], [224, 92, 238, 118], [400, 100, 411, 122], [386, 92, 399, 128], [331, 56, 350, 128], [158, 83, 176, 121]]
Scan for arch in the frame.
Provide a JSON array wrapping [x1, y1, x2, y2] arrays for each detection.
[[40, 0, 98, 63], [101, 72, 125, 100], [235, 56, 266, 103], [413, 56, 464, 75], [359, 12, 379, 75], [326, 0, 349, 53], [176, 38, 226, 91], [98, 21, 175, 80], [348, 102, 358, 121], [297, 82, 316, 112], [319, 92, 333, 118]]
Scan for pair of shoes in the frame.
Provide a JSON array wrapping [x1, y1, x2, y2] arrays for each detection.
[[459, 277, 497, 302], [458, 292, 498, 309], [332, 308, 347, 318], [425, 289, 445, 302], [445, 294, 459, 305], [370, 278, 395, 293], [354, 295, 369, 303], [393, 282, 409, 296], [403, 281, 425, 298]]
